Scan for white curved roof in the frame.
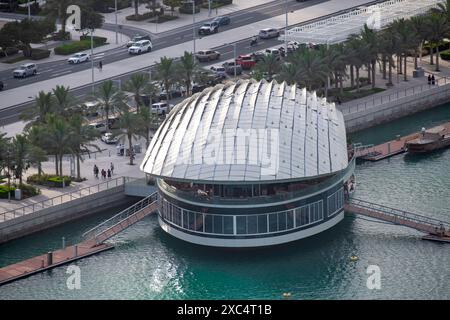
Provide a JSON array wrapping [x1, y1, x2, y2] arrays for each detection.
[[140, 80, 348, 183]]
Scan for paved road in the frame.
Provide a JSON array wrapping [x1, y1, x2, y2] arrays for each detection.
[[0, 0, 329, 90]]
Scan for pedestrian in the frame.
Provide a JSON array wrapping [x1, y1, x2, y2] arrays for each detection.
[[110, 162, 114, 175], [107, 169, 112, 179], [93, 165, 98, 179], [428, 74, 432, 85], [101, 169, 106, 179], [432, 75, 436, 85], [98, 60, 103, 71]]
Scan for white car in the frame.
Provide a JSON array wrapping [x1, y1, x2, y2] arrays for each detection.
[[151, 102, 171, 115], [258, 28, 280, 39], [128, 40, 153, 55], [13, 63, 37, 78], [68, 52, 90, 64], [210, 66, 227, 78], [101, 132, 118, 144]]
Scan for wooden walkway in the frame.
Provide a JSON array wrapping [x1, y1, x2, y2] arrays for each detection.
[[0, 193, 159, 287], [345, 198, 450, 240], [354, 121, 450, 161]]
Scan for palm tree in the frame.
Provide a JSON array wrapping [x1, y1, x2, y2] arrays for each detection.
[[52, 85, 76, 117], [277, 63, 298, 85], [137, 107, 159, 148], [253, 54, 281, 81], [68, 115, 101, 181], [10, 134, 30, 186], [178, 51, 198, 96], [124, 73, 151, 112], [26, 125, 48, 177], [133, 0, 140, 17], [45, 114, 72, 176], [116, 111, 140, 165], [92, 80, 126, 132], [43, 0, 71, 35], [426, 14, 450, 72], [346, 35, 366, 92], [431, 0, 450, 22], [291, 49, 327, 91], [156, 56, 176, 101], [409, 15, 429, 69], [379, 29, 398, 86], [21, 91, 53, 129], [0, 131, 11, 175], [360, 24, 379, 87]]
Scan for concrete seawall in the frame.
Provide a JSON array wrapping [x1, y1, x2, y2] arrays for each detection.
[[0, 185, 131, 244], [343, 83, 450, 133]]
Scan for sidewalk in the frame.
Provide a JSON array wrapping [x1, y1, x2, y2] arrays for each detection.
[[0, 0, 375, 109], [103, 0, 274, 35], [0, 25, 130, 72]]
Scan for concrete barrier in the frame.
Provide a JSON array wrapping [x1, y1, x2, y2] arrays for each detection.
[[0, 185, 131, 244], [343, 83, 450, 133]]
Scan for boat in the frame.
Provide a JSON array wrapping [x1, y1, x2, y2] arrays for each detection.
[[406, 126, 450, 154]]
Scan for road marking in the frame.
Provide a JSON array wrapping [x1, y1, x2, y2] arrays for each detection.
[[51, 70, 72, 77], [235, 16, 254, 24]]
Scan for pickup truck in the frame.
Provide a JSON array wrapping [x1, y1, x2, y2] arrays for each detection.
[[235, 55, 256, 70], [198, 22, 219, 35]]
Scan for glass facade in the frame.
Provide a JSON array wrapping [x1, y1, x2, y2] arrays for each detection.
[[160, 191, 343, 237]]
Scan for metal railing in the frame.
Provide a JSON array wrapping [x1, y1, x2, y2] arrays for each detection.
[[342, 74, 450, 116], [0, 177, 137, 223], [82, 192, 158, 241], [349, 198, 450, 230]]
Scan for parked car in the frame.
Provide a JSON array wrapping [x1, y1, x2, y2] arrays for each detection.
[[159, 88, 184, 101], [258, 28, 280, 39], [127, 34, 151, 47], [222, 61, 243, 75], [128, 40, 153, 54], [251, 51, 266, 62], [67, 52, 90, 64], [235, 54, 256, 70], [82, 101, 100, 118], [107, 116, 121, 129], [151, 102, 171, 115], [210, 66, 227, 78], [195, 50, 221, 62], [88, 122, 107, 133], [0, 81, 3, 91], [212, 16, 231, 26], [192, 83, 208, 94], [101, 132, 118, 144], [265, 48, 282, 60], [13, 63, 37, 78], [198, 21, 219, 35]]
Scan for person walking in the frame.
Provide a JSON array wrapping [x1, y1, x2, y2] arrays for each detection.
[[101, 169, 106, 180], [93, 165, 99, 179], [110, 162, 114, 175], [107, 169, 112, 179], [428, 74, 432, 85], [431, 74, 436, 85], [98, 60, 103, 71]]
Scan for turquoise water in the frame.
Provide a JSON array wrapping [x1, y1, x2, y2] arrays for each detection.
[[0, 105, 449, 300]]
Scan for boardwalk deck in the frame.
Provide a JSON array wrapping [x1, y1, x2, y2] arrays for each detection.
[[0, 193, 159, 287], [354, 121, 450, 161]]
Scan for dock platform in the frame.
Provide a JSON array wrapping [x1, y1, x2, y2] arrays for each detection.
[[354, 121, 450, 161], [0, 241, 114, 286]]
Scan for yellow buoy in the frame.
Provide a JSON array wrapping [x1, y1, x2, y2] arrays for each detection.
[[350, 255, 358, 262]]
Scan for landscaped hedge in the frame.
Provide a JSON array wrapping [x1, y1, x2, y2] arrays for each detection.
[[441, 51, 450, 60], [54, 39, 107, 55], [201, 0, 232, 9], [0, 185, 15, 199], [424, 40, 450, 54], [149, 15, 179, 23], [30, 48, 51, 60], [179, 6, 201, 14], [126, 12, 157, 21], [27, 174, 72, 188], [80, 35, 108, 45]]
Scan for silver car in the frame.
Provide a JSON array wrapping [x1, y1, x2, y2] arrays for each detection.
[[13, 63, 37, 78], [258, 28, 280, 39]]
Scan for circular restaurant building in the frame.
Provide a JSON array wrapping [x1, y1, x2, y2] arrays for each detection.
[[141, 80, 355, 248]]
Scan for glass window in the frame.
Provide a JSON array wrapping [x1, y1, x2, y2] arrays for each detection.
[[189, 211, 195, 230], [247, 215, 257, 234], [183, 210, 189, 229], [269, 213, 278, 232], [236, 216, 247, 234], [205, 214, 213, 233], [295, 208, 301, 227], [258, 215, 267, 234], [278, 212, 287, 231], [301, 206, 309, 225], [213, 215, 223, 234], [287, 210, 294, 230], [224, 216, 234, 234], [195, 213, 203, 232], [174, 207, 181, 226]]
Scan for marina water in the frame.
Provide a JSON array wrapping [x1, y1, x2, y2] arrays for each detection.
[[1, 104, 449, 299]]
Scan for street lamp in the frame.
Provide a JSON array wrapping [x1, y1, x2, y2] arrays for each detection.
[[226, 42, 237, 78], [284, 0, 288, 55], [187, 0, 197, 53], [90, 28, 95, 93], [6, 150, 11, 202], [115, 0, 119, 44]]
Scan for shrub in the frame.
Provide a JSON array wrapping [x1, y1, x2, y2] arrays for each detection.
[[30, 48, 51, 60], [179, 5, 200, 14], [80, 35, 108, 45], [440, 51, 450, 60], [126, 12, 157, 21], [14, 184, 40, 198], [52, 31, 72, 41], [0, 185, 15, 199], [0, 47, 19, 58], [54, 40, 107, 55], [149, 15, 178, 23], [27, 174, 72, 188]]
